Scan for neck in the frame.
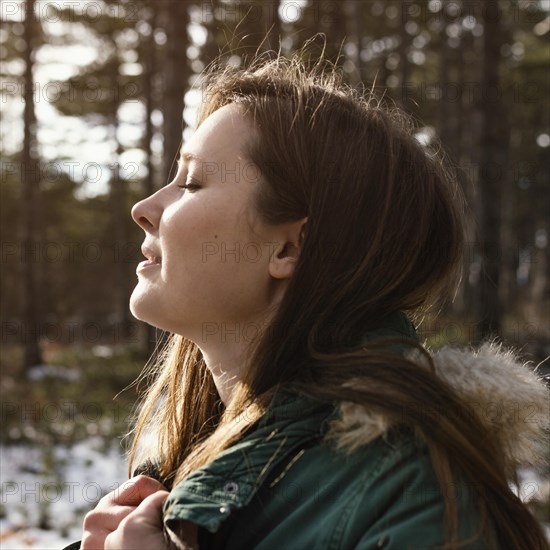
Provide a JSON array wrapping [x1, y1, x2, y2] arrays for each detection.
[[199, 342, 246, 405], [194, 300, 283, 405]]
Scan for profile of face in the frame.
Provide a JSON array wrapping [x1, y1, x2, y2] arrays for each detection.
[[130, 104, 305, 344]]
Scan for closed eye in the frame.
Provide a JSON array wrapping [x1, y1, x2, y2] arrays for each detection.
[[177, 181, 201, 192], [179, 183, 200, 191]]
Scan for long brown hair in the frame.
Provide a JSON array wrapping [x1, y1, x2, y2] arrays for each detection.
[[128, 54, 548, 549]]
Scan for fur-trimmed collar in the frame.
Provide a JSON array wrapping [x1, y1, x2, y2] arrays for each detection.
[[327, 343, 550, 470]]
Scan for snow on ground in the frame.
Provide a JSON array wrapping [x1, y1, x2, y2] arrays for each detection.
[[0, 439, 128, 549], [1, 442, 549, 547]]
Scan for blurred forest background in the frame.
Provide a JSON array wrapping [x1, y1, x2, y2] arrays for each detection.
[[0, 0, 549, 546]]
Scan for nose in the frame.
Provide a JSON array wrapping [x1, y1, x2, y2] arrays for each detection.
[[131, 191, 162, 232]]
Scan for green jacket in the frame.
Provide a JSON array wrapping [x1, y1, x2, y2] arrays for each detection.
[[65, 313, 549, 549], [162, 390, 486, 549]]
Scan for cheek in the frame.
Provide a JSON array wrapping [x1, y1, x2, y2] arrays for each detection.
[[161, 206, 227, 281], [161, 198, 266, 290]]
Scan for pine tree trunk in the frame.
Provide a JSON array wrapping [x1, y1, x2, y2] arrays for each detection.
[[201, 0, 221, 66], [143, 4, 157, 198], [22, 0, 42, 368], [438, 1, 452, 154], [108, 46, 132, 341], [162, 1, 189, 184], [398, 0, 412, 112], [263, 0, 281, 51], [345, 0, 363, 86], [477, 1, 505, 340], [142, 2, 158, 357]]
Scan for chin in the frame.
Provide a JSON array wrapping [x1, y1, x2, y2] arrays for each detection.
[[129, 292, 178, 334], [129, 289, 152, 323]]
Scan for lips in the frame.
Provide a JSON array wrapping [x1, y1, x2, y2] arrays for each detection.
[[141, 245, 161, 264]]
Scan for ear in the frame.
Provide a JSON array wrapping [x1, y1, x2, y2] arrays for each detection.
[[268, 217, 308, 280]]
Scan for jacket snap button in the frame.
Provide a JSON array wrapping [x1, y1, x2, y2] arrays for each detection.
[[219, 505, 230, 514], [223, 482, 239, 493]]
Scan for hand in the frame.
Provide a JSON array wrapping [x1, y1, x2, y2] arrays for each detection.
[[81, 475, 175, 550]]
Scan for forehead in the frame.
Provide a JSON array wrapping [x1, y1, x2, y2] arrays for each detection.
[[182, 103, 254, 163]]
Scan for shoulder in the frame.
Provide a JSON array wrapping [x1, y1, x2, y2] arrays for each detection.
[[211, 426, 488, 550], [326, 343, 549, 470], [269, 427, 488, 549]]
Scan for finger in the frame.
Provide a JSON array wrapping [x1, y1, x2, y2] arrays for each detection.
[[82, 504, 137, 548], [109, 475, 168, 507], [103, 492, 170, 550], [133, 493, 200, 549], [131, 490, 169, 525], [110, 492, 168, 536]]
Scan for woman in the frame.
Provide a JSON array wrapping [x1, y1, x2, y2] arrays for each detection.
[[73, 55, 549, 549]]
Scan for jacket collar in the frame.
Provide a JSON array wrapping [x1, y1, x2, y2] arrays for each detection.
[[360, 310, 419, 344], [162, 389, 336, 534]]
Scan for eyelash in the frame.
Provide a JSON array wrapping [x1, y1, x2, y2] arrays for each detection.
[[177, 180, 201, 191]]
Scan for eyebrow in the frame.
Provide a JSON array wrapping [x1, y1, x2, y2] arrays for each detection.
[[179, 150, 204, 165]]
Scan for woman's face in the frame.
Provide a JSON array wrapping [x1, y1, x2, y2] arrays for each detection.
[[130, 104, 281, 341]]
